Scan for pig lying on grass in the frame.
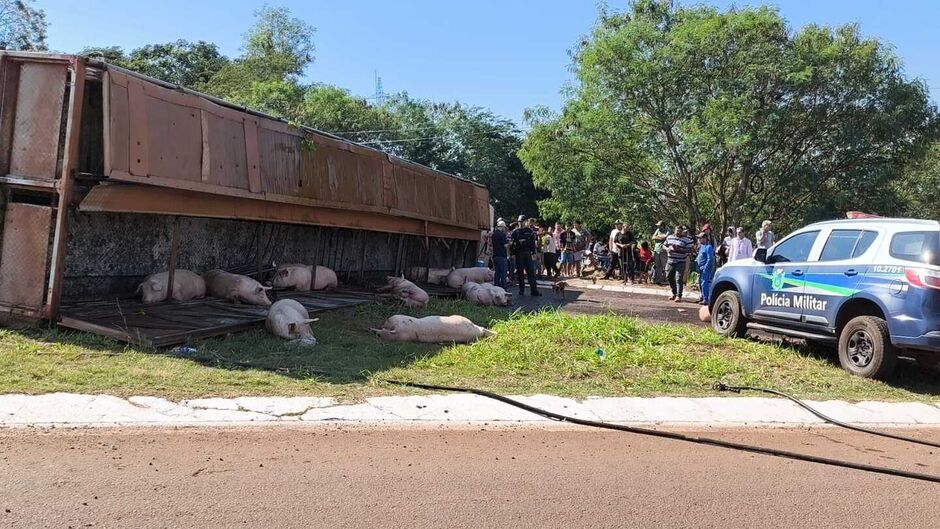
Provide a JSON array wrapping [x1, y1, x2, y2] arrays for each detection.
[[203, 269, 272, 306], [137, 270, 206, 304], [460, 282, 511, 307], [377, 276, 429, 308], [445, 267, 496, 289], [371, 315, 496, 344], [270, 264, 338, 291], [266, 299, 317, 345]]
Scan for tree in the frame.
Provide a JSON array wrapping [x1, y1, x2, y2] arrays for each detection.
[[520, 1, 937, 234], [123, 40, 228, 88], [79, 46, 126, 64], [80, 41, 227, 89], [299, 84, 398, 143], [382, 95, 542, 219], [202, 6, 314, 118], [0, 0, 47, 51], [897, 141, 940, 220]]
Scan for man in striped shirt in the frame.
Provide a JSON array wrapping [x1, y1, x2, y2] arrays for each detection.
[[665, 226, 694, 302]]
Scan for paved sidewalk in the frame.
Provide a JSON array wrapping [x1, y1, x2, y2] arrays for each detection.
[[3, 392, 940, 427]]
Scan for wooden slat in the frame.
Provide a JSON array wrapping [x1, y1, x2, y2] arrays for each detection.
[[58, 290, 373, 347]]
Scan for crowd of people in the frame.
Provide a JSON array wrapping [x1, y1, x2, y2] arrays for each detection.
[[483, 216, 777, 305]]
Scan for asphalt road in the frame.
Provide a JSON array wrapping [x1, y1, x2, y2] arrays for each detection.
[[3, 426, 940, 528]]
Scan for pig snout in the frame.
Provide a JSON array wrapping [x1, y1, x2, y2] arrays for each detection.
[[139, 281, 164, 304], [252, 286, 273, 306]]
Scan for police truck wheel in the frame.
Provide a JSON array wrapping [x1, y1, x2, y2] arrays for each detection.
[[711, 290, 748, 338], [838, 316, 897, 380]]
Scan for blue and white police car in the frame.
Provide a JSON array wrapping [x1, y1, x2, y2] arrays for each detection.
[[710, 218, 940, 379]]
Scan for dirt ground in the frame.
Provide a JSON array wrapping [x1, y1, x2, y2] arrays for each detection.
[[513, 281, 708, 326], [2, 425, 939, 528]]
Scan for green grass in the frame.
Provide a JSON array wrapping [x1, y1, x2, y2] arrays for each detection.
[[1, 298, 938, 401]]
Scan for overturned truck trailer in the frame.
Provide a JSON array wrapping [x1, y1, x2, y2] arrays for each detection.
[[0, 53, 491, 344]]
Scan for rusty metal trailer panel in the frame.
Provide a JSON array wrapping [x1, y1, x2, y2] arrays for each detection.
[[0, 52, 491, 333]]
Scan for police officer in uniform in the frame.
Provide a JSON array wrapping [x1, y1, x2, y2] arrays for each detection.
[[511, 217, 542, 297]]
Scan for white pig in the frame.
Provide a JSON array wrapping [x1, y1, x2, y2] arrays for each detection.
[[270, 264, 338, 291], [445, 267, 496, 289], [461, 282, 511, 307], [266, 299, 317, 345], [377, 276, 429, 309], [370, 315, 496, 343], [203, 269, 272, 306], [137, 269, 206, 304]]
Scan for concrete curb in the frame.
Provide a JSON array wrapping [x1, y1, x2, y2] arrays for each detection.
[[3, 393, 940, 428]]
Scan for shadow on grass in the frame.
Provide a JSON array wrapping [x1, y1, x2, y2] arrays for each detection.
[[22, 298, 515, 387], [764, 336, 940, 398]]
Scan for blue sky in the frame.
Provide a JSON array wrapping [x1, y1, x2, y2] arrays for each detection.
[[40, 0, 940, 125]]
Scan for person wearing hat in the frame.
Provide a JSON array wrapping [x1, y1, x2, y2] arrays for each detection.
[[651, 221, 670, 285], [695, 230, 716, 305], [491, 219, 509, 289], [509, 217, 542, 296]]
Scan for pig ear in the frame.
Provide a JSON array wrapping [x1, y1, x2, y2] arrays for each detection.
[[153, 283, 164, 292]]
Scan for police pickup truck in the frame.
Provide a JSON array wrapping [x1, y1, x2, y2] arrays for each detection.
[[709, 218, 940, 379]]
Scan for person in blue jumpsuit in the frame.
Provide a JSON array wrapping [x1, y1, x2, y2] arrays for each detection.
[[695, 231, 715, 305]]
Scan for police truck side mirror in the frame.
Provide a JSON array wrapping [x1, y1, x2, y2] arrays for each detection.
[[754, 248, 768, 263]]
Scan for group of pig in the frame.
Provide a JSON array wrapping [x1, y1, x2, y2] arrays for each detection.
[[137, 264, 338, 344], [445, 267, 511, 307]]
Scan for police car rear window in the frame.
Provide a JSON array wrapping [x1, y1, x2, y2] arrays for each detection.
[[889, 231, 940, 266]]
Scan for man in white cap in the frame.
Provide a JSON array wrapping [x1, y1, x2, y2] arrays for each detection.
[[490, 219, 509, 289]]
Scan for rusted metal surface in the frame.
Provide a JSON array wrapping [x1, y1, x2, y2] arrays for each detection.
[[0, 203, 53, 309], [79, 184, 483, 240], [45, 58, 86, 321], [0, 56, 21, 175], [7, 62, 68, 180], [102, 64, 490, 232]]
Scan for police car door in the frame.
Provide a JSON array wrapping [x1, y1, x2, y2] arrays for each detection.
[[801, 229, 879, 330], [751, 230, 821, 324]]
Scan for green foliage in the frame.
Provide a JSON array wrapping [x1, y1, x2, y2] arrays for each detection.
[[520, 1, 938, 234], [299, 84, 398, 143], [0, 0, 46, 51], [897, 140, 940, 220], [81, 41, 228, 89], [201, 6, 314, 117], [125, 40, 228, 88]]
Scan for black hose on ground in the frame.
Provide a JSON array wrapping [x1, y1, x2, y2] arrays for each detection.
[[384, 379, 940, 485], [714, 382, 940, 449]]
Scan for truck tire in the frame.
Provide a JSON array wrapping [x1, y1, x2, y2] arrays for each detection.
[[711, 290, 748, 338], [838, 316, 897, 379]]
